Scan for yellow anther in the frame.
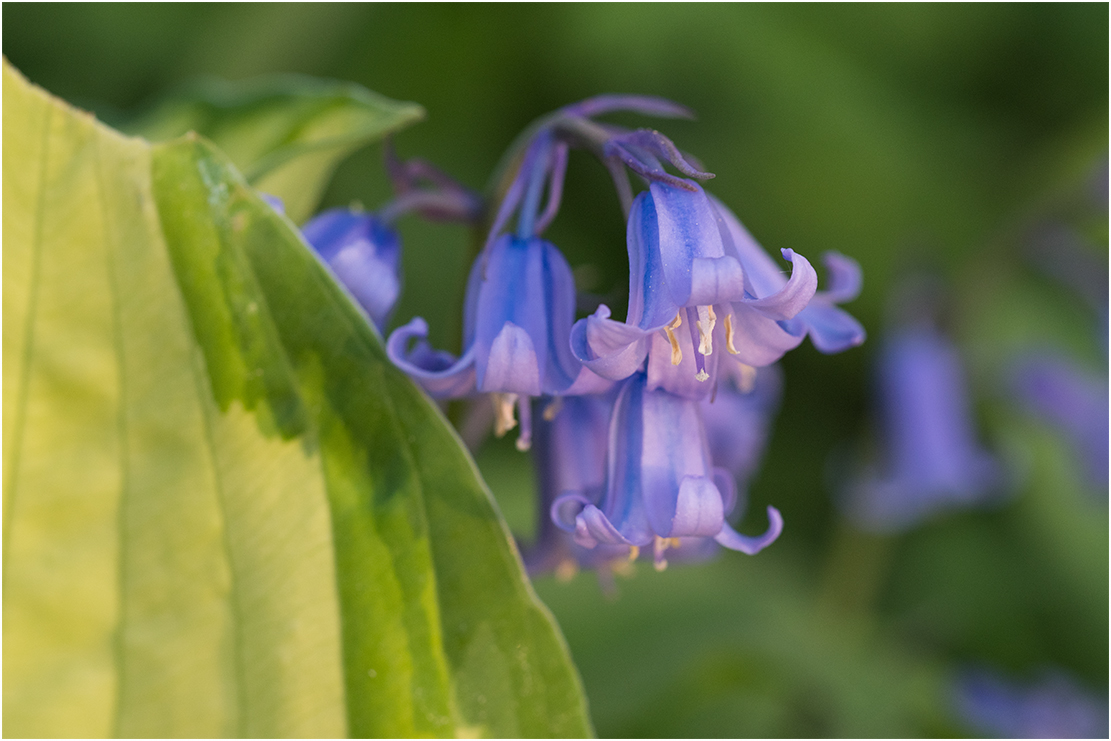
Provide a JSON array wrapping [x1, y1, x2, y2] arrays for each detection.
[[724, 313, 740, 355], [695, 369, 710, 382], [664, 312, 684, 365], [654, 558, 669, 572], [696, 305, 716, 356], [555, 559, 578, 582], [492, 393, 518, 437], [669, 537, 682, 548], [628, 545, 640, 562], [542, 397, 563, 421]]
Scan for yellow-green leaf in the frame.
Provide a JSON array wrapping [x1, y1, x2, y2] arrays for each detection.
[[2, 59, 590, 739]]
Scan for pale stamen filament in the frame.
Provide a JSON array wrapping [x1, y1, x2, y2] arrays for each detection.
[[492, 393, 519, 437], [515, 395, 533, 452], [664, 311, 683, 366], [724, 313, 740, 355]]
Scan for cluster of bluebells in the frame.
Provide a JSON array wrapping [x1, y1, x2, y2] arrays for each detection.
[[298, 95, 866, 578]]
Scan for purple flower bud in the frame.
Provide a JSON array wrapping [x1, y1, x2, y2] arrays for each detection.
[[301, 207, 402, 332]]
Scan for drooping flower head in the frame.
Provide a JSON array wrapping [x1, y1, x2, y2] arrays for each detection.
[[570, 157, 864, 401], [552, 371, 783, 570]]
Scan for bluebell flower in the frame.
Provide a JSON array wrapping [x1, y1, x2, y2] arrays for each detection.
[[844, 324, 1005, 532], [552, 371, 782, 569], [953, 667, 1109, 739], [388, 133, 609, 450], [571, 182, 820, 400], [1011, 353, 1109, 491], [301, 207, 402, 332]]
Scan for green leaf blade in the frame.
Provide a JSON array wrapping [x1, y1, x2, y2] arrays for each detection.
[[128, 75, 425, 223], [3, 60, 590, 738]]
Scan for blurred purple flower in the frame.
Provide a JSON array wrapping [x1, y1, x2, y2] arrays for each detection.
[[1011, 353, 1108, 490], [301, 207, 402, 332], [552, 372, 782, 570], [845, 325, 1005, 531], [953, 668, 1109, 739]]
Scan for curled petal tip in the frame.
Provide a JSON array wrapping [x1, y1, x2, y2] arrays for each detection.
[[714, 505, 783, 555]]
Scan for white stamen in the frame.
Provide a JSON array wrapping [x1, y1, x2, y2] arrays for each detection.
[[696, 305, 716, 356]]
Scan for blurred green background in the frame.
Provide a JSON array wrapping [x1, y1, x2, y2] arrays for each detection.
[[5, 4, 1107, 737]]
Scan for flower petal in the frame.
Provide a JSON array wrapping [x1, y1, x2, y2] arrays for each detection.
[[714, 505, 783, 554], [663, 475, 726, 538], [328, 244, 401, 329], [651, 181, 743, 307], [550, 493, 593, 533], [574, 504, 644, 548], [480, 321, 542, 395], [819, 251, 863, 303], [570, 307, 650, 381], [791, 302, 866, 354], [688, 255, 747, 308], [725, 305, 806, 367], [713, 467, 739, 517], [710, 194, 788, 299], [386, 317, 476, 398], [740, 248, 818, 321], [627, 193, 682, 330]]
